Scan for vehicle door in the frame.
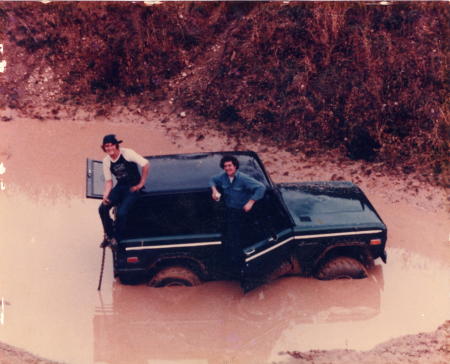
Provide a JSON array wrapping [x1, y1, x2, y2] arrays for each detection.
[[86, 159, 109, 199], [240, 189, 296, 291]]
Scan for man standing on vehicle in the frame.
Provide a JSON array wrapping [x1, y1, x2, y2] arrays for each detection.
[[210, 155, 266, 272], [99, 134, 150, 248]]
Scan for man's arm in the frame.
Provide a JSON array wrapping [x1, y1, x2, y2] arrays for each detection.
[[102, 157, 113, 204], [131, 162, 150, 192], [211, 185, 222, 201], [243, 199, 256, 212], [122, 149, 150, 192], [209, 174, 222, 201], [242, 174, 266, 212], [102, 179, 113, 205]]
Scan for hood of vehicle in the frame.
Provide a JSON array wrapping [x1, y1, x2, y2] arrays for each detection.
[[277, 182, 386, 232]]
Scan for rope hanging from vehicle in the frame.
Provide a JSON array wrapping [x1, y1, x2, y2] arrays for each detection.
[[97, 247, 106, 291]]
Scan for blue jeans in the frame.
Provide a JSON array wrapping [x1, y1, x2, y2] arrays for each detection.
[[98, 184, 140, 241], [224, 207, 245, 268]]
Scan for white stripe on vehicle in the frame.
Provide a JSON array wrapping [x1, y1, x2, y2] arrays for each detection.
[[125, 241, 222, 251], [245, 230, 383, 263]]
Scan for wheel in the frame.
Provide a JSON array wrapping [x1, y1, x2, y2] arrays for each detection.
[[315, 256, 368, 280], [148, 266, 202, 287], [265, 256, 301, 282]]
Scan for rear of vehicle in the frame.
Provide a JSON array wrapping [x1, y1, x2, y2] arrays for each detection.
[[86, 151, 274, 285], [115, 189, 224, 284]]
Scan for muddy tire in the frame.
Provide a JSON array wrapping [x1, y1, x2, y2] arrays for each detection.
[[316, 256, 368, 280], [266, 256, 301, 282], [148, 266, 202, 287]]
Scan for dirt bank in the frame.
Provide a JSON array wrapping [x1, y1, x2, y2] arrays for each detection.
[[279, 320, 450, 364], [1, 1, 448, 185], [0, 341, 63, 364]]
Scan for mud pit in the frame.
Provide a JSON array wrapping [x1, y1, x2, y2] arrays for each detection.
[[0, 115, 449, 364]]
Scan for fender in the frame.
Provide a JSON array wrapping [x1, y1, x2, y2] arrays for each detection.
[[313, 241, 373, 268]]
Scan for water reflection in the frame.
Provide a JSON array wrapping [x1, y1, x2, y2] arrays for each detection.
[[93, 268, 383, 364]]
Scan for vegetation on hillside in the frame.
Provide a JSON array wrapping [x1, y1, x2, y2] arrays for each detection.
[[0, 1, 448, 185]]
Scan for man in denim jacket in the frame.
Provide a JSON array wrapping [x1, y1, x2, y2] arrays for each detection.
[[210, 155, 266, 272]]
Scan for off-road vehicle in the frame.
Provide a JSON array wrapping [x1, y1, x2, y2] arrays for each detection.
[[86, 151, 387, 291]]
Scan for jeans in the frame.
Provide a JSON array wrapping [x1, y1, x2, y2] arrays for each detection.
[[223, 207, 245, 268], [98, 184, 140, 241]]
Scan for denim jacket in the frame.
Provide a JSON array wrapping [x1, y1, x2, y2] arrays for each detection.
[[209, 171, 266, 209]]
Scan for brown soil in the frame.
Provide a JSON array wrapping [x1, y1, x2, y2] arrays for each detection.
[[0, 1, 448, 185], [280, 321, 450, 364], [0, 341, 63, 364]]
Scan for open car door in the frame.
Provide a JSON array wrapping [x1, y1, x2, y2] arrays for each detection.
[[240, 227, 296, 292], [239, 190, 295, 292], [86, 159, 112, 199]]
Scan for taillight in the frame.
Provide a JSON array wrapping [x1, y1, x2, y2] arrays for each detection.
[[127, 257, 139, 263], [370, 238, 382, 246]]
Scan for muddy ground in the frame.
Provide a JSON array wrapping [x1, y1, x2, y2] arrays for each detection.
[[0, 105, 448, 364]]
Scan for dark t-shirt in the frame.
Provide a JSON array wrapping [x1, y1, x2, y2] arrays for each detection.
[[110, 154, 141, 186], [102, 148, 149, 187]]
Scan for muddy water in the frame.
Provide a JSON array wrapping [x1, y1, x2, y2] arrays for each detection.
[[0, 119, 449, 364]]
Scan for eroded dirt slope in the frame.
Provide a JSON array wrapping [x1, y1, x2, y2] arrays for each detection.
[[0, 1, 448, 184]]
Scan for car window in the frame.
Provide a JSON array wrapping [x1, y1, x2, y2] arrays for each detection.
[[86, 152, 271, 199], [143, 153, 270, 192], [125, 191, 223, 238]]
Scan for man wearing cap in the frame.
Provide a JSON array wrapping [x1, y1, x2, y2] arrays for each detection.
[[99, 134, 150, 248]]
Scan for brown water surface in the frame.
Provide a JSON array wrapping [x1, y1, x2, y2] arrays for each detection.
[[0, 119, 448, 364]]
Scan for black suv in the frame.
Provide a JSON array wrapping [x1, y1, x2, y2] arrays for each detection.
[[87, 151, 387, 291]]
